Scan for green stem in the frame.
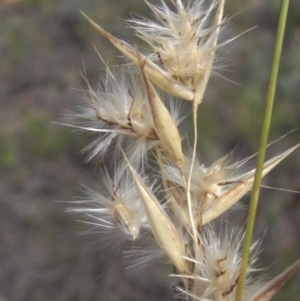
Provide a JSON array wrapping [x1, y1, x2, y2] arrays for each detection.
[[235, 1, 290, 301]]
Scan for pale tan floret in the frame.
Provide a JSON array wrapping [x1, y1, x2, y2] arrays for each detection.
[[81, 11, 194, 101], [163, 144, 300, 228], [81, 66, 158, 140], [66, 169, 148, 246], [203, 144, 300, 225], [170, 227, 259, 301], [113, 202, 140, 240], [174, 257, 300, 301], [82, 0, 226, 105], [130, 0, 225, 105], [66, 66, 183, 163]]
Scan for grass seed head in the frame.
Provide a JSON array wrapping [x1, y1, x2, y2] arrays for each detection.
[[63, 2, 300, 300]]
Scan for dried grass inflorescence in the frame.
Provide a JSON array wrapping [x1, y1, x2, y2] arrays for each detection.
[[64, 0, 299, 300]]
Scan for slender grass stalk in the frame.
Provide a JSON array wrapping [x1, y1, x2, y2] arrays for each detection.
[[235, 1, 290, 301]]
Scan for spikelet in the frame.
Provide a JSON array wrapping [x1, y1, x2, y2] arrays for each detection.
[[202, 144, 300, 225], [66, 167, 149, 257], [64, 65, 183, 163], [172, 227, 260, 301], [82, 0, 226, 103], [163, 145, 299, 227], [129, 0, 225, 104], [81, 11, 194, 101], [73, 66, 156, 162], [173, 227, 300, 301]]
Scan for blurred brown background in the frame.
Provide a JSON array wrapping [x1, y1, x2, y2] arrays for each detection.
[[0, 0, 300, 300]]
